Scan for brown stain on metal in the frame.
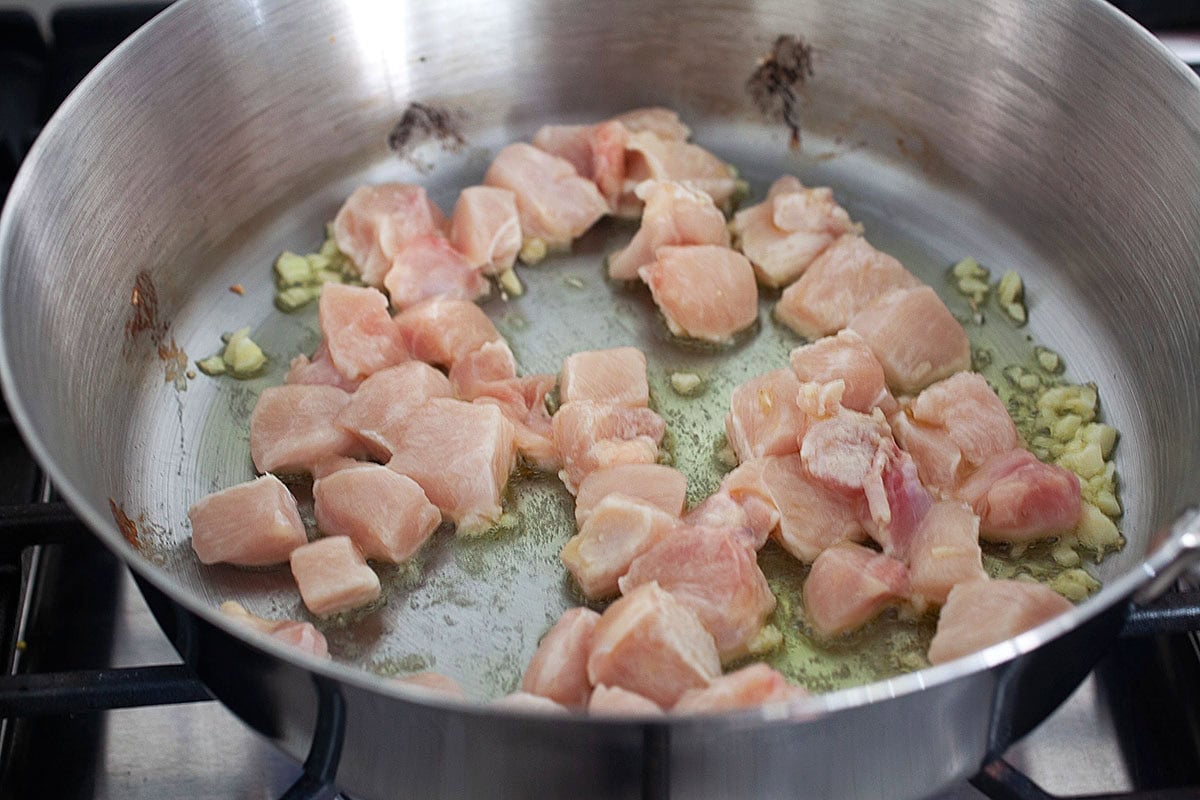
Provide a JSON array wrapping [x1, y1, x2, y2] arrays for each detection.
[[387, 103, 467, 172], [157, 337, 189, 391], [747, 35, 815, 149], [109, 499, 141, 548], [125, 270, 167, 344]]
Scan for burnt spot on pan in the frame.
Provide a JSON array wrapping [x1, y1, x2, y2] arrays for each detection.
[[109, 498, 141, 549], [387, 102, 467, 172], [125, 270, 167, 345], [158, 337, 189, 391], [747, 34, 815, 149]]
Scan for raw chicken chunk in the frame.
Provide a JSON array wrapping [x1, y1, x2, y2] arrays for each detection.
[[789, 330, 894, 415], [521, 607, 601, 708], [687, 462, 780, 551], [574, 464, 687, 526], [313, 465, 441, 563], [620, 524, 776, 662], [491, 692, 568, 713], [847, 286, 971, 395], [289, 536, 382, 617], [189, 474, 307, 566], [250, 385, 363, 475], [318, 283, 409, 381], [530, 120, 627, 210], [311, 455, 367, 480], [472, 373, 560, 471], [332, 183, 448, 287], [449, 340, 518, 401], [387, 399, 516, 534], [732, 176, 857, 288], [906, 500, 987, 609], [560, 495, 678, 599], [623, 131, 737, 209], [220, 601, 329, 659], [531, 124, 593, 177], [395, 672, 467, 699], [802, 541, 910, 637], [724, 368, 807, 463], [612, 107, 691, 140], [800, 409, 892, 495], [673, 664, 807, 713], [335, 362, 453, 459], [774, 235, 920, 339], [393, 297, 502, 369], [861, 447, 934, 561], [483, 143, 608, 249], [928, 579, 1075, 665], [607, 181, 730, 280], [955, 449, 1082, 543], [588, 685, 663, 716], [449, 186, 521, 274], [639, 245, 759, 344], [889, 411, 966, 495], [910, 373, 1019, 463], [560, 347, 649, 408], [285, 342, 362, 393], [759, 454, 867, 563], [383, 234, 489, 311], [587, 582, 721, 708], [552, 401, 666, 493]]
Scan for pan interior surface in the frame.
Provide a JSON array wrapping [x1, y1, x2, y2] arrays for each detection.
[[3, 0, 1199, 713]]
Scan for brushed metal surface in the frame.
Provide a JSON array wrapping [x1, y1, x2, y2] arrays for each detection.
[[3, 0, 1200, 797]]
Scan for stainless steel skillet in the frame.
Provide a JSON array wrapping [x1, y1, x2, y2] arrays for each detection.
[[2, 0, 1200, 798]]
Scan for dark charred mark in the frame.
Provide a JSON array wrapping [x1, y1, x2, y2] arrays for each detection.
[[125, 270, 167, 344], [387, 103, 466, 170], [109, 499, 140, 548], [747, 35, 814, 149]]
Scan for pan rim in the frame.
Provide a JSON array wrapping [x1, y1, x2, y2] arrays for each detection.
[[0, 0, 1195, 731]]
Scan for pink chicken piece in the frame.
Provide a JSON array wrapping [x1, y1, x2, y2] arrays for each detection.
[[588, 685, 663, 716], [686, 461, 781, 551], [639, 245, 759, 344], [800, 408, 893, 495], [911, 373, 1019, 465], [189, 474, 307, 567], [220, 601, 330, 659], [862, 446, 934, 561], [383, 234, 489, 312], [491, 692, 568, 713], [393, 297, 502, 369], [387, 399, 516, 534], [552, 400, 666, 493], [724, 368, 807, 463], [612, 107, 691, 140], [588, 120, 629, 210], [574, 463, 687, 526], [907, 500, 987, 609], [607, 181, 731, 280], [758, 454, 867, 563], [332, 183, 448, 287], [732, 177, 858, 288], [619, 524, 777, 662], [449, 186, 521, 275], [847, 286, 972, 395], [774, 235, 920, 339], [674, 664, 807, 713], [250, 385, 363, 475], [313, 465, 442, 563], [560, 494, 678, 599], [955, 449, 1082, 543], [928, 579, 1075, 665], [521, 607, 601, 708], [789, 330, 895, 415], [318, 283, 409, 382], [889, 411, 965, 494], [587, 581, 721, 708], [449, 340, 518, 400], [483, 143, 608, 249], [289, 536, 381, 617], [311, 455, 367, 480], [285, 342, 362, 393], [472, 373, 560, 471], [395, 672, 467, 700], [531, 124, 594, 177], [334, 362, 453, 460], [623, 131, 737, 209], [802, 541, 910, 637], [560, 347, 649, 408]]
